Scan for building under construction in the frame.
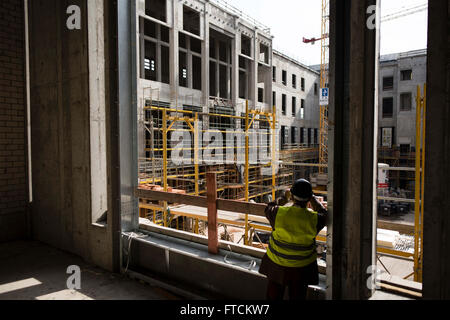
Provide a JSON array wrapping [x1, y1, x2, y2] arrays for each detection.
[[1, 0, 450, 304]]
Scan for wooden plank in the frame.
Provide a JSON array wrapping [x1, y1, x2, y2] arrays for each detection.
[[207, 173, 219, 254], [217, 199, 266, 217], [136, 188, 268, 217], [135, 188, 207, 208]]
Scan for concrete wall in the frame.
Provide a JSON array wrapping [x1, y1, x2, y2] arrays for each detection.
[[272, 51, 320, 146], [0, 0, 28, 242], [378, 51, 427, 148], [27, 0, 116, 271]]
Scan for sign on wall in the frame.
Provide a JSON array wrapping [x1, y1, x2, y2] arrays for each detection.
[[320, 88, 329, 106]]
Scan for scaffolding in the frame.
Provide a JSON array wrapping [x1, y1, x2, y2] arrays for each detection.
[[137, 88, 321, 245]]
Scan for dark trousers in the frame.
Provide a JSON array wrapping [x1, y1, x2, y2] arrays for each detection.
[[267, 280, 309, 300]]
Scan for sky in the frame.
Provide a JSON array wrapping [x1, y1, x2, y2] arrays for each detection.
[[223, 0, 428, 66]]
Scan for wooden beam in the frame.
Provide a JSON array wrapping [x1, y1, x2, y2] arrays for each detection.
[[135, 188, 267, 217], [135, 189, 207, 208], [207, 172, 219, 254]]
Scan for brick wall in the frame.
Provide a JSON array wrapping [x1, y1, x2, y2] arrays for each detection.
[[0, 0, 28, 241]]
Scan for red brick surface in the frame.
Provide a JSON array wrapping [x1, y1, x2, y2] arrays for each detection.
[[0, 0, 27, 217]]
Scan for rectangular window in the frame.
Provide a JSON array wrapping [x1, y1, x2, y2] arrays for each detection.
[[258, 88, 264, 103], [308, 128, 312, 146], [146, 0, 166, 22], [292, 97, 297, 116], [273, 91, 276, 107], [272, 66, 276, 82], [183, 6, 200, 35], [314, 83, 318, 95], [282, 94, 287, 115], [400, 92, 412, 111], [241, 34, 251, 57], [143, 40, 157, 81], [300, 128, 305, 144], [192, 56, 202, 90], [314, 129, 318, 145], [179, 51, 187, 87], [141, 18, 171, 84], [383, 76, 394, 90], [291, 127, 298, 144], [282, 70, 287, 86], [401, 69, 413, 81], [300, 99, 305, 119], [383, 97, 394, 118], [160, 46, 170, 84], [292, 75, 297, 89], [260, 44, 269, 64], [301, 78, 305, 91], [281, 126, 288, 149]]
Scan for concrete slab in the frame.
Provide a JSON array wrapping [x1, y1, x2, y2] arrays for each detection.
[[0, 241, 181, 300]]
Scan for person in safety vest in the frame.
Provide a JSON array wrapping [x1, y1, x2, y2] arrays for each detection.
[[258, 179, 327, 300]]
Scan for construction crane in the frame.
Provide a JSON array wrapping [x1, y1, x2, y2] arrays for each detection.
[[303, 1, 428, 176]]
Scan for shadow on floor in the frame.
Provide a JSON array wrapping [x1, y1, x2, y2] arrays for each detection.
[[0, 241, 181, 300]]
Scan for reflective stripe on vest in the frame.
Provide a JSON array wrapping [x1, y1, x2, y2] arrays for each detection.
[[266, 205, 318, 268]]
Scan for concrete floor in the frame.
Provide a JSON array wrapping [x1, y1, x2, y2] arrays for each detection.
[[0, 241, 181, 300]]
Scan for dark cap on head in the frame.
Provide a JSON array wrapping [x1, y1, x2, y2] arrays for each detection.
[[290, 179, 313, 202]]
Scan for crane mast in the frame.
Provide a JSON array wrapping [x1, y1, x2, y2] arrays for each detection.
[[319, 0, 329, 175]]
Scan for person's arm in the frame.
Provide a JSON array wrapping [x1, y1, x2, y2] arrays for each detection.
[[265, 202, 278, 229], [310, 196, 328, 233]]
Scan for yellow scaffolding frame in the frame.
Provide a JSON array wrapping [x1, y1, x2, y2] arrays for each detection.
[[140, 100, 279, 244]]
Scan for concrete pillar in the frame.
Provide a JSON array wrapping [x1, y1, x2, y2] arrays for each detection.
[[202, 2, 210, 108], [423, 0, 450, 300], [170, 0, 179, 107], [327, 0, 379, 300]]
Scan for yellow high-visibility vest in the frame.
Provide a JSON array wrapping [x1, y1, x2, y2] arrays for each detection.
[[266, 205, 318, 268]]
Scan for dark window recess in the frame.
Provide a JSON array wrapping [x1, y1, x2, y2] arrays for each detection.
[[144, 19, 157, 38], [191, 37, 202, 54], [300, 128, 305, 144], [219, 41, 228, 62], [272, 91, 276, 106], [241, 35, 251, 56], [292, 75, 297, 89], [209, 37, 216, 58], [146, 0, 166, 22], [160, 25, 170, 43], [260, 44, 269, 64], [308, 128, 312, 145], [281, 126, 288, 149], [160, 46, 170, 84], [183, 6, 200, 35], [314, 129, 318, 145], [179, 33, 187, 48], [383, 76, 394, 90], [301, 78, 305, 91], [272, 66, 276, 82], [314, 83, 318, 95], [292, 97, 296, 116], [282, 94, 287, 115], [239, 71, 247, 99], [401, 69, 413, 81], [400, 144, 411, 155], [179, 51, 187, 87], [400, 93, 412, 111], [383, 97, 394, 118], [291, 127, 298, 144], [282, 70, 287, 86], [209, 61, 216, 96], [219, 64, 227, 98], [192, 56, 202, 90], [258, 88, 264, 103]]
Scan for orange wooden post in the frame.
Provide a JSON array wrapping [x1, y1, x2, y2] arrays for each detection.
[[207, 172, 219, 254]]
